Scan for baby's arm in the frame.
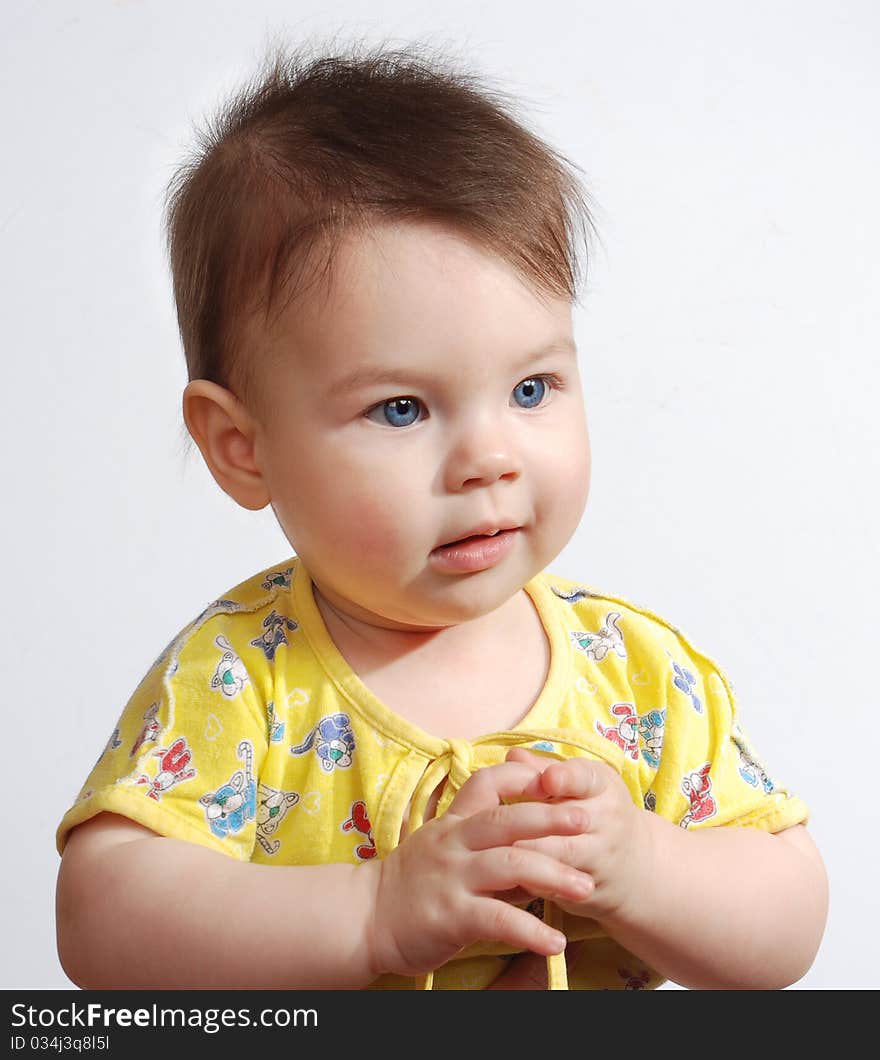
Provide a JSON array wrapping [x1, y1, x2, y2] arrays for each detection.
[[599, 816, 828, 990], [57, 813, 379, 989], [56, 761, 594, 989], [507, 750, 828, 990]]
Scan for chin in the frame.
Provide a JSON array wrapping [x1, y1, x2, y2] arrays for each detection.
[[417, 571, 529, 625]]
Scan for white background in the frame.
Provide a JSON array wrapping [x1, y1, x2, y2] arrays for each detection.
[[2, 0, 877, 989]]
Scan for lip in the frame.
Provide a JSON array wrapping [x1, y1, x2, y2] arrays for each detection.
[[429, 526, 521, 574], [436, 521, 521, 549]]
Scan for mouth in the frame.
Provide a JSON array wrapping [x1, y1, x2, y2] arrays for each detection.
[[429, 526, 521, 573], [435, 523, 521, 550]]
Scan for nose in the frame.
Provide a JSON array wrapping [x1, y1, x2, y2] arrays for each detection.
[[443, 415, 522, 492]]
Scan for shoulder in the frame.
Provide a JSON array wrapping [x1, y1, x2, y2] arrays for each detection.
[[133, 556, 302, 713], [190, 555, 299, 624], [539, 569, 735, 712], [540, 570, 701, 656], [168, 557, 300, 658], [55, 560, 302, 858]]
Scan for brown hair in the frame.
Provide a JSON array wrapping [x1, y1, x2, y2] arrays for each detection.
[[163, 38, 597, 418]]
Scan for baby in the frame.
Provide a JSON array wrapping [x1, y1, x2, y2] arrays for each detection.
[[55, 42, 828, 990]]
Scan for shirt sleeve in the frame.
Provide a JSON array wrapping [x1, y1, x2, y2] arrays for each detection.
[[56, 610, 270, 860], [636, 627, 810, 834]]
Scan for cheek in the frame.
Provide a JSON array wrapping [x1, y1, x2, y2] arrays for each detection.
[[551, 453, 590, 524], [533, 417, 591, 528], [304, 468, 415, 559], [566, 407, 591, 493], [577, 434, 592, 496], [320, 439, 430, 548], [570, 435, 592, 516], [345, 495, 409, 556], [536, 413, 590, 488], [274, 426, 434, 556]]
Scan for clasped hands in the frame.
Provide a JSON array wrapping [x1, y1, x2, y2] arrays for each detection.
[[367, 746, 653, 984]]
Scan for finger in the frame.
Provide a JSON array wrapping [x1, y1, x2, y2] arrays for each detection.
[[513, 834, 589, 870], [498, 886, 534, 905], [447, 760, 545, 818], [505, 746, 551, 770], [467, 846, 593, 902], [539, 757, 609, 800], [502, 748, 559, 799], [494, 873, 595, 905], [461, 800, 589, 851], [466, 897, 567, 956]]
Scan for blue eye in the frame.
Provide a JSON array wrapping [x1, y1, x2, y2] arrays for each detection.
[[512, 377, 547, 409], [365, 397, 423, 428]]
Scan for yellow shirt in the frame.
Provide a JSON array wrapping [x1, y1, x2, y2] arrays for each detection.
[[56, 556, 809, 990]]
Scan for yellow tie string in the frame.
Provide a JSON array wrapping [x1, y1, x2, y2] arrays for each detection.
[[404, 732, 609, 991], [543, 901, 569, 990], [408, 742, 472, 992]]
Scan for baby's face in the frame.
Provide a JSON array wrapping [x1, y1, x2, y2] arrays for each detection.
[[250, 220, 590, 631]]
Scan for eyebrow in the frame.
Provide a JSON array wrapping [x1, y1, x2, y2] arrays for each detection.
[[332, 339, 577, 395]]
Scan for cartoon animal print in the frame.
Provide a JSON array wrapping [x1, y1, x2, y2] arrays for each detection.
[[210, 636, 250, 698], [596, 703, 640, 760], [89, 726, 123, 779], [137, 602, 247, 691], [341, 801, 377, 860], [570, 612, 626, 662], [104, 728, 122, 754], [679, 763, 717, 828], [618, 968, 651, 990], [250, 610, 299, 661], [130, 701, 162, 758], [732, 725, 774, 793], [551, 585, 596, 603], [643, 789, 657, 813], [290, 713, 355, 772], [261, 567, 294, 591], [256, 784, 300, 855], [136, 737, 196, 801], [267, 701, 285, 743], [199, 740, 257, 839], [637, 708, 666, 769], [671, 657, 702, 713]]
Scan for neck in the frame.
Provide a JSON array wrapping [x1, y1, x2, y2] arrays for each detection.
[[312, 583, 526, 662]]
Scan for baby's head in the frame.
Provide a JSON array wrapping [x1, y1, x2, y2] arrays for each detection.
[[166, 42, 595, 631]]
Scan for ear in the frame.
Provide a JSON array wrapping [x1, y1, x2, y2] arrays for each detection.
[[182, 380, 270, 511]]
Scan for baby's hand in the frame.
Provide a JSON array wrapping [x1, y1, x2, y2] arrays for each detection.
[[366, 759, 595, 979], [504, 747, 652, 923]]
